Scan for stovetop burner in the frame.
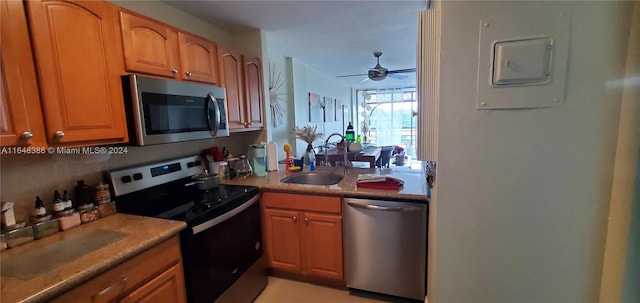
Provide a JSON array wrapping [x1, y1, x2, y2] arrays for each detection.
[[150, 184, 259, 225]]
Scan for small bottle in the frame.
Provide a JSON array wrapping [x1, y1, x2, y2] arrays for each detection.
[[309, 151, 316, 172], [74, 180, 91, 208], [345, 122, 355, 142], [52, 190, 66, 213], [33, 196, 47, 218], [356, 135, 362, 144], [62, 190, 73, 211]]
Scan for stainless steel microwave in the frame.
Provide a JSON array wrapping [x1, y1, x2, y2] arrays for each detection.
[[122, 75, 229, 146]]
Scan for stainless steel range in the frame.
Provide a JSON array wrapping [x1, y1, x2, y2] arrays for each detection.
[[108, 156, 267, 303]]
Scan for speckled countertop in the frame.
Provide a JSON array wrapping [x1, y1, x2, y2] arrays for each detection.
[[0, 214, 186, 303], [223, 162, 430, 202]]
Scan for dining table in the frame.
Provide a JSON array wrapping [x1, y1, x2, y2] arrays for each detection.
[[315, 145, 382, 168]]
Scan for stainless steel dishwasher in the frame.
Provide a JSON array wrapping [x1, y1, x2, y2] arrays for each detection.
[[344, 197, 427, 301]]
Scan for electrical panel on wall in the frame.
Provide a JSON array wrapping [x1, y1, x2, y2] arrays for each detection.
[[476, 13, 570, 109]]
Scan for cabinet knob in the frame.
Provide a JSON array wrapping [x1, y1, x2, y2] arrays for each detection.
[[54, 131, 65, 138], [292, 216, 297, 223], [172, 68, 178, 74], [304, 217, 309, 224], [21, 132, 33, 139], [186, 71, 192, 77]]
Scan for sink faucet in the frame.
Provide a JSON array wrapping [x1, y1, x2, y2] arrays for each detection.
[[324, 133, 351, 174]]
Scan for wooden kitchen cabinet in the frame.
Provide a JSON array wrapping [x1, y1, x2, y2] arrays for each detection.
[[119, 263, 187, 303], [178, 32, 218, 84], [26, 0, 128, 146], [217, 46, 246, 130], [243, 56, 264, 129], [51, 235, 187, 303], [0, 0, 47, 147], [120, 11, 218, 84], [120, 11, 180, 79], [217, 46, 264, 132], [301, 212, 343, 280], [262, 192, 343, 281]]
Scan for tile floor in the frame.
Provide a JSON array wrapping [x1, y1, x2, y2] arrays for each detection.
[[254, 276, 420, 303]]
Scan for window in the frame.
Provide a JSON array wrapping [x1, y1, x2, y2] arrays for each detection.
[[357, 88, 417, 158]]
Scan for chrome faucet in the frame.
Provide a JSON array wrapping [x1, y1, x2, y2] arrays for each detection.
[[324, 133, 351, 174]]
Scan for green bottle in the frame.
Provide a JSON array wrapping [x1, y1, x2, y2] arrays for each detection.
[[345, 122, 355, 142]]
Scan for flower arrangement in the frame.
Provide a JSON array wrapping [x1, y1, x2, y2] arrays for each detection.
[[293, 125, 323, 145]]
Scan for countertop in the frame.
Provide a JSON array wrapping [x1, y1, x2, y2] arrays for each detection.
[[0, 214, 186, 303], [223, 162, 429, 202]]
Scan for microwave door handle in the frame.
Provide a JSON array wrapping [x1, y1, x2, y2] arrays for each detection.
[[206, 93, 220, 136]]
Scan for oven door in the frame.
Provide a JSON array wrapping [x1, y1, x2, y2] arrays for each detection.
[[181, 194, 263, 303]]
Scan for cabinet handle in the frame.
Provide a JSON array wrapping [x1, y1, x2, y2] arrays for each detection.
[[54, 131, 64, 138], [292, 216, 297, 223], [172, 68, 178, 74], [21, 132, 33, 139], [186, 71, 192, 77], [94, 276, 127, 301], [304, 217, 309, 224]]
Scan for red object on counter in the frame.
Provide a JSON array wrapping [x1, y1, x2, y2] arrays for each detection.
[[204, 146, 224, 162], [356, 178, 404, 190]]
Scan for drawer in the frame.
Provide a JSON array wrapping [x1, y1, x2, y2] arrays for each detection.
[[262, 192, 341, 214], [51, 235, 182, 303]]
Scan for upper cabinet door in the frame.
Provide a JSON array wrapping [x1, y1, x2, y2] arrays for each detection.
[[0, 0, 46, 147], [217, 46, 246, 130], [243, 57, 264, 129], [120, 11, 180, 78], [178, 32, 218, 84], [26, 0, 128, 146]]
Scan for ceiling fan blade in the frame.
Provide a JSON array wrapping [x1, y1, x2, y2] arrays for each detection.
[[388, 73, 407, 80], [359, 77, 370, 83], [337, 73, 368, 78], [388, 68, 416, 74]]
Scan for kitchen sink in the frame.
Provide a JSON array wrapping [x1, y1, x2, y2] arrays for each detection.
[[280, 172, 344, 185]]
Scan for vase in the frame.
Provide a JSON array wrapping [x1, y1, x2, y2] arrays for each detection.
[[303, 143, 314, 166]]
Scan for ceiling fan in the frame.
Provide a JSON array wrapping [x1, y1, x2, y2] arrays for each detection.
[[337, 51, 416, 82]]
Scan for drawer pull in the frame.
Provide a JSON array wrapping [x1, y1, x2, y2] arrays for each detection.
[[93, 276, 127, 302]]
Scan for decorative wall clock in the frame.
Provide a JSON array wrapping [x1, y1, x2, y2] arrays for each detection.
[[268, 62, 286, 127]]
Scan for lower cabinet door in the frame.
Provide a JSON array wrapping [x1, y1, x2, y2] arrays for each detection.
[[302, 212, 343, 280], [263, 208, 301, 272], [119, 263, 187, 303]]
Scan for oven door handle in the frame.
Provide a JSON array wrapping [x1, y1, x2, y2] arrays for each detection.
[[192, 194, 259, 235], [205, 92, 220, 136]]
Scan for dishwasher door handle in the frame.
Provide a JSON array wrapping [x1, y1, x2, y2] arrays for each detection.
[[346, 201, 422, 212]]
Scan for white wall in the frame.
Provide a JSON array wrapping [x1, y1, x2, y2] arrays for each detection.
[[430, 1, 634, 303], [289, 58, 351, 156]]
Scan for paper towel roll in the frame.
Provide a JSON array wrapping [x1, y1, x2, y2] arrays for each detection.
[[266, 142, 278, 171]]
